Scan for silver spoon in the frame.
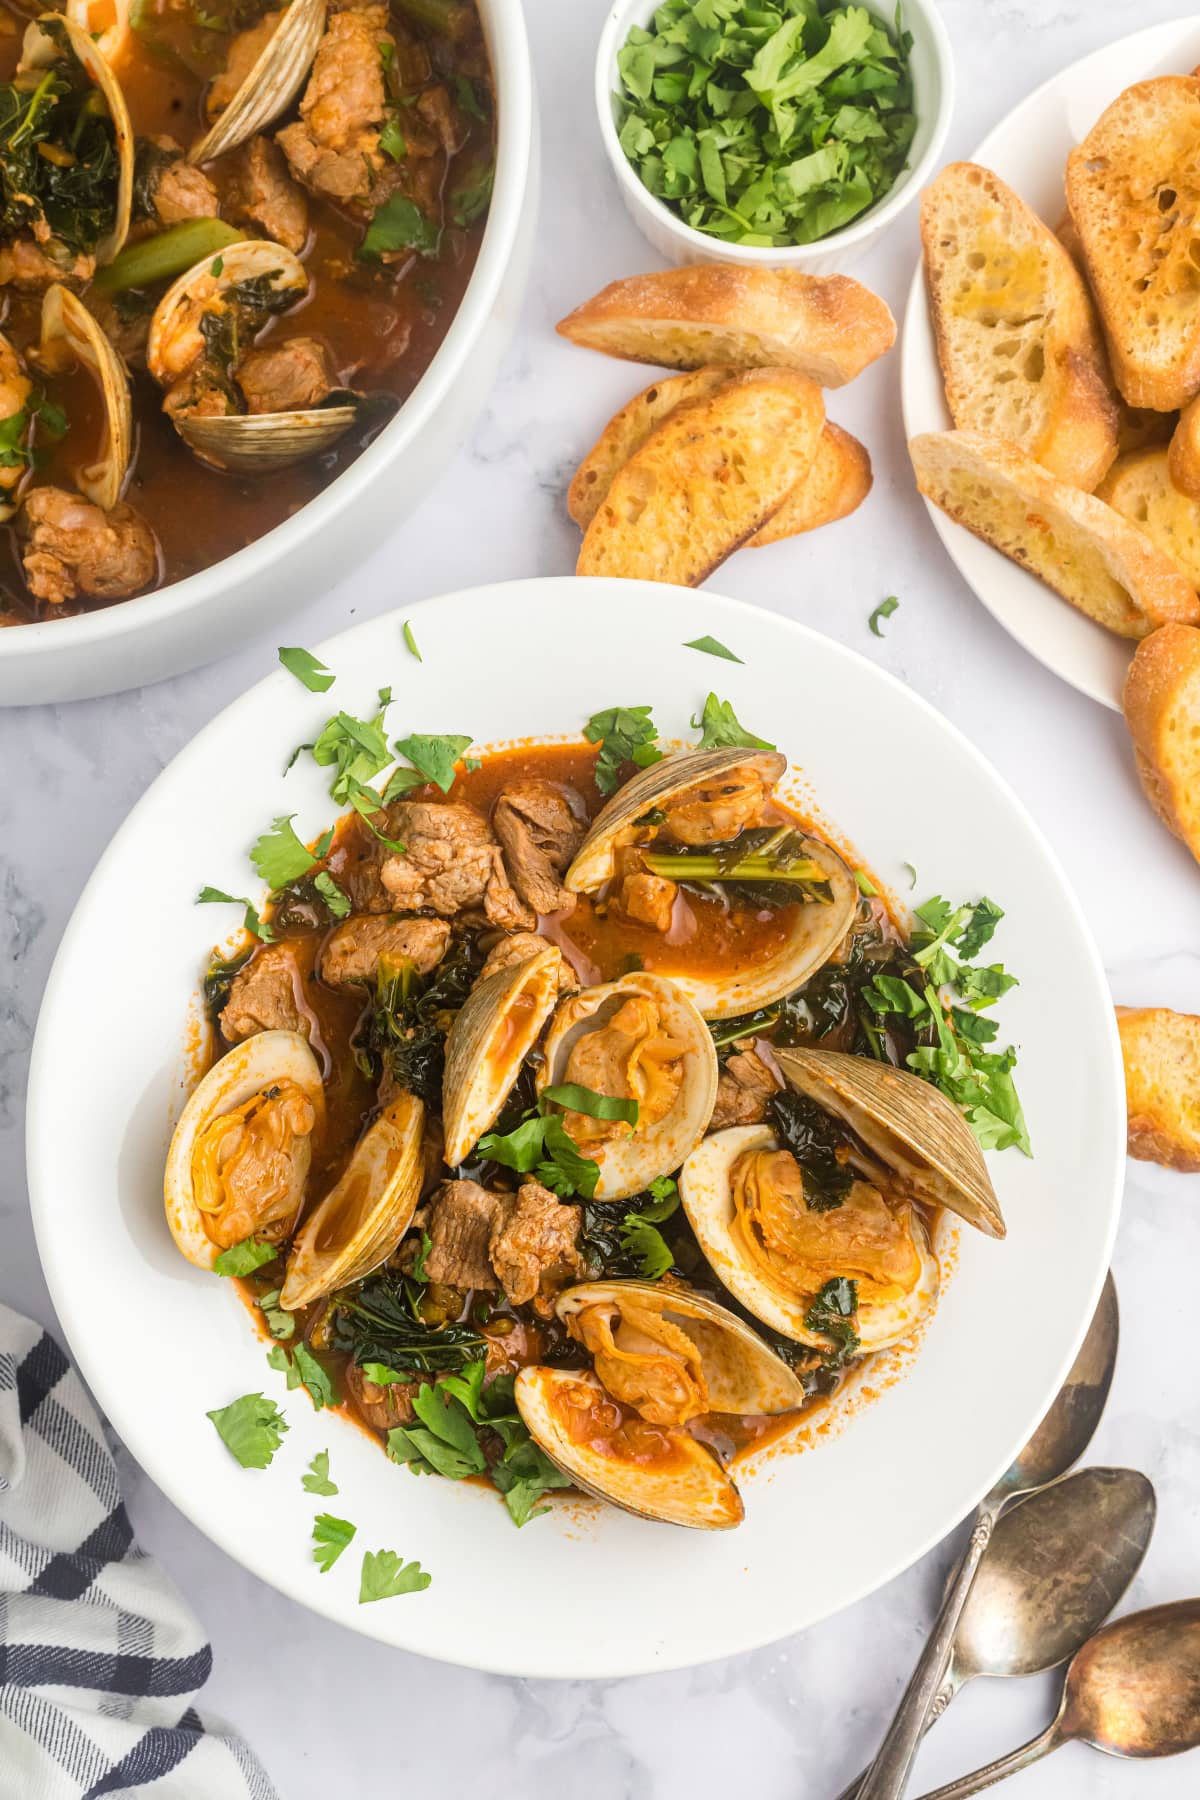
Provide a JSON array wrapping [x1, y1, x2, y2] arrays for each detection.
[[912, 1599, 1200, 1798], [856, 1271, 1119, 1800], [833, 1463, 1156, 1800]]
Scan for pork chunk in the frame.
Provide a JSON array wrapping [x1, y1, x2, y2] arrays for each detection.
[[345, 1358, 418, 1431], [479, 931, 576, 993], [277, 7, 393, 211], [207, 12, 283, 118], [219, 940, 311, 1043], [20, 489, 159, 606], [491, 780, 583, 916], [710, 1049, 779, 1130], [380, 803, 535, 930], [237, 338, 335, 415], [489, 1180, 585, 1312], [319, 914, 450, 989], [422, 1179, 502, 1290], [0, 237, 94, 290], [616, 869, 677, 933], [141, 139, 220, 225], [227, 136, 309, 252]]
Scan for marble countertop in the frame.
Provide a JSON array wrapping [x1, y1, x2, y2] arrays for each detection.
[[4, 0, 1200, 1793]]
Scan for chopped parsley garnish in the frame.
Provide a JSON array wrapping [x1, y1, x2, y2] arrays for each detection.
[[618, 1183, 678, 1278], [388, 1363, 570, 1528], [302, 1450, 338, 1497], [683, 634, 742, 663], [613, 0, 915, 249], [258, 1287, 295, 1341], [360, 194, 441, 260], [387, 731, 474, 797], [267, 1341, 338, 1412], [402, 619, 422, 661], [359, 1548, 431, 1602], [196, 886, 274, 943], [0, 390, 66, 471], [804, 1276, 860, 1364], [212, 1236, 277, 1277], [450, 157, 494, 226], [477, 1098, 601, 1199], [362, 1361, 413, 1387], [378, 117, 406, 162], [582, 704, 664, 796], [250, 814, 322, 889], [207, 1392, 288, 1469], [210, 254, 223, 275], [312, 1513, 356, 1572], [278, 645, 335, 692], [902, 861, 917, 889], [692, 692, 775, 751], [540, 1082, 639, 1127], [869, 595, 900, 636], [313, 871, 351, 919]]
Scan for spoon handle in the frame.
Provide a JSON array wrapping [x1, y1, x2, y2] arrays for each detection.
[[856, 1497, 1003, 1800], [832, 1676, 959, 1800], [909, 1723, 1062, 1800]]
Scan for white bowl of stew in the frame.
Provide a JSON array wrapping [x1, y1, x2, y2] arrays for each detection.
[[0, 0, 536, 705]]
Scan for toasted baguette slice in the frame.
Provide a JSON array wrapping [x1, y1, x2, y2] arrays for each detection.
[[568, 369, 730, 529], [568, 367, 870, 544], [576, 368, 824, 586], [910, 429, 1200, 637], [1116, 1006, 1200, 1169], [1067, 77, 1200, 410], [1097, 449, 1200, 586], [750, 421, 872, 546], [1168, 393, 1200, 498], [922, 164, 1118, 490], [557, 267, 895, 388], [1119, 403, 1177, 457], [1123, 621, 1200, 861]]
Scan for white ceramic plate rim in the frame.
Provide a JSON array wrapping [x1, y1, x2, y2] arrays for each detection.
[[595, 0, 955, 266], [0, 0, 533, 666], [900, 18, 1200, 713], [27, 578, 1125, 1678]]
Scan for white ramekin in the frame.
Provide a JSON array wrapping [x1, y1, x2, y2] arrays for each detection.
[[0, 0, 537, 706], [595, 0, 954, 275]]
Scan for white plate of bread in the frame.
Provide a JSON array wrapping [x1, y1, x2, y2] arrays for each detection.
[[901, 18, 1200, 716]]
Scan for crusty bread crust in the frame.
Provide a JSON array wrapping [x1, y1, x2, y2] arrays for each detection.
[[922, 163, 1118, 491], [1067, 77, 1200, 410], [1116, 1005, 1200, 1170], [1097, 447, 1200, 586], [910, 429, 1200, 637], [1168, 393, 1200, 498], [556, 266, 895, 388], [576, 367, 824, 586], [750, 421, 872, 546], [1122, 621, 1200, 861]]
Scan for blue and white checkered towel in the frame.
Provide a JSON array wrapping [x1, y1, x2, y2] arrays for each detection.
[[0, 1301, 278, 1799]]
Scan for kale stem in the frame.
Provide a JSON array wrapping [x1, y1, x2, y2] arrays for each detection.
[[643, 851, 826, 883]]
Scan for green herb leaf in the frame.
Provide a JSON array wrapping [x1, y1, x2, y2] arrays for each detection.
[[312, 871, 352, 918], [692, 692, 775, 751], [582, 704, 664, 796], [902, 861, 917, 889], [258, 1287, 295, 1341], [207, 1392, 288, 1469], [477, 1103, 601, 1200], [212, 1236, 277, 1277], [869, 595, 900, 636], [391, 731, 474, 795], [360, 194, 441, 260], [540, 1082, 639, 1127], [619, 1213, 674, 1279], [450, 158, 493, 226], [267, 1342, 338, 1411], [361, 1361, 414, 1387], [195, 886, 274, 942], [804, 1276, 860, 1364], [313, 1513, 356, 1572], [402, 619, 422, 661], [684, 634, 742, 663], [278, 645, 335, 692], [250, 815, 320, 889], [854, 870, 878, 897], [359, 1548, 431, 1602], [378, 116, 406, 162], [302, 1450, 338, 1497]]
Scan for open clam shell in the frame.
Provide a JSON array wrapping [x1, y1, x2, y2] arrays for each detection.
[[442, 946, 563, 1168], [565, 747, 857, 1020], [514, 1366, 744, 1530], [536, 971, 718, 1201], [555, 1279, 807, 1415], [174, 401, 358, 473], [147, 238, 308, 388], [21, 15, 134, 265], [776, 1047, 1005, 1238], [38, 284, 132, 511], [66, 0, 131, 70], [163, 1029, 325, 1272], [189, 0, 326, 166], [281, 1090, 425, 1309], [679, 1124, 940, 1353]]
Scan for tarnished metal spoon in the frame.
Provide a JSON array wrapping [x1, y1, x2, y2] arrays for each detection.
[[834, 1464, 1156, 1800], [856, 1272, 1119, 1800], [912, 1599, 1200, 1798]]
